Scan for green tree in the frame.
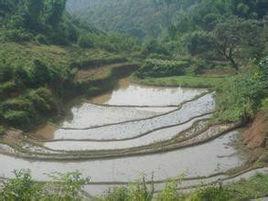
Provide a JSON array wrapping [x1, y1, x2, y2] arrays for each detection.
[[45, 0, 67, 27], [26, 0, 44, 20], [230, 0, 268, 19], [213, 18, 241, 70], [184, 31, 215, 58], [30, 59, 51, 86]]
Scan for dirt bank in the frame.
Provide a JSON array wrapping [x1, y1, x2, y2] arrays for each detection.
[[243, 111, 268, 150]]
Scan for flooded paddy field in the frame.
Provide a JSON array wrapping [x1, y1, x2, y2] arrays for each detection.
[[0, 79, 249, 196], [0, 131, 243, 181]]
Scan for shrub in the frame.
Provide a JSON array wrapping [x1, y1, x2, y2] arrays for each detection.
[[0, 98, 32, 112], [0, 170, 41, 201], [0, 64, 13, 83], [26, 88, 57, 114], [35, 34, 48, 44], [136, 59, 188, 78], [215, 65, 266, 122], [100, 187, 129, 201], [189, 186, 231, 201], [142, 39, 170, 56], [46, 171, 90, 201], [0, 126, 5, 135], [0, 87, 57, 130], [156, 181, 179, 201], [14, 66, 30, 86], [47, 29, 70, 45], [97, 177, 154, 201], [2, 110, 31, 129], [0, 97, 34, 129], [259, 56, 268, 90], [0, 81, 17, 99], [0, 29, 33, 42], [183, 31, 215, 58], [0, 170, 89, 201], [30, 59, 52, 86], [78, 34, 94, 48]]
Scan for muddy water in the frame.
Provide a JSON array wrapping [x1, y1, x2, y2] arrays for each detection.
[[0, 131, 243, 183], [52, 94, 214, 141], [0, 79, 246, 196], [44, 114, 211, 151], [62, 80, 207, 129], [32, 80, 211, 140], [90, 79, 207, 106], [62, 104, 177, 129]]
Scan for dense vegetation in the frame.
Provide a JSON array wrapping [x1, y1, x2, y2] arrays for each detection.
[[0, 0, 140, 132], [135, 58, 267, 123], [1, 170, 268, 201], [0, 0, 80, 44], [69, 0, 268, 66], [67, 0, 268, 39]]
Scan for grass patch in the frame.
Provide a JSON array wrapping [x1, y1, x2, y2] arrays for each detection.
[[227, 173, 268, 200], [133, 67, 265, 123], [0, 42, 69, 69], [133, 75, 228, 88]]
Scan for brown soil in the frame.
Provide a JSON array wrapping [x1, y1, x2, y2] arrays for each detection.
[[75, 63, 132, 82], [29, 123, 57, 140], [3, 129, 23, 144], [243, 111, 268, 150]]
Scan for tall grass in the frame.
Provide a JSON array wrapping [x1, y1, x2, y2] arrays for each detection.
[[1, 171, 268, 201]]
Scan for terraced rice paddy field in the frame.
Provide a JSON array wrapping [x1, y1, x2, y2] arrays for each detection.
[[0, 78, 266, 196]]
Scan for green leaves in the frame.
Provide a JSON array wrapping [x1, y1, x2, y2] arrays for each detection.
[[46, 171, 90, 201], [0, 170, 42, 201], [136, 59, 188, 78], [215, 64, 266, 122], [0, 170, 89, 201]]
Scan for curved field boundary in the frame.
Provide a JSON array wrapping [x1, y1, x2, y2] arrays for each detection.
[[61, 91, 212, 130], [1, 165, 266, 186], [0, 165, 267, 198], [88, 103, 185, 108], [41, 119, 238, 155], [0, 122, 241, 161], [34, 113, 212, 143], [12, 116, 212, 156], [80, 166, 268, 187], [22, 115, 209, 156]]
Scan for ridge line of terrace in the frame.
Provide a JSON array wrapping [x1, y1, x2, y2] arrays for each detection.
[[61, 91, 213, 130]]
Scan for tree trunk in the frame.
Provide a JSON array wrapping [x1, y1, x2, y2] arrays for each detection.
[[228, 56, 238, 71], [226, 48, 238, 71]]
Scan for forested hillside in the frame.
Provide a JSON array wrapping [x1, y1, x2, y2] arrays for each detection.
[[0, 0, 139, 132], [67, 0, 197, 39], [0, 0, 82, 44], [67, 0, 268, 39]]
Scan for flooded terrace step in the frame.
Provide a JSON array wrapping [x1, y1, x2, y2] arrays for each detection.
[[0, 130, 244, 184]]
